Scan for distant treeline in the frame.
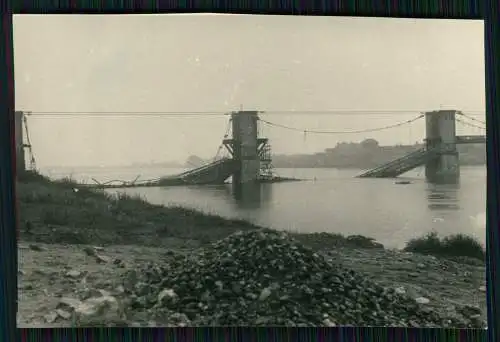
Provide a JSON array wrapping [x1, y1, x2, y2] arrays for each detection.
[[271, 139, 486, 169]]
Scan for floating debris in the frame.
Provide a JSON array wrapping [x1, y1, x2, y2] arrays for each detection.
[[395, 181, 411, 185]]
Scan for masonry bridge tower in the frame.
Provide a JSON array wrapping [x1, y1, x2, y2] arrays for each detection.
[[424, 110, 460, 184], [155, 110, 273, 187], [223, 110, 272, 185]]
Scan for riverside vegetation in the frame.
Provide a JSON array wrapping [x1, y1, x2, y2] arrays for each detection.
[[16, 171, 486, 327]]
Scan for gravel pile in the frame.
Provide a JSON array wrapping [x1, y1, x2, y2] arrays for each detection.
[[121, 229, 470, 327]]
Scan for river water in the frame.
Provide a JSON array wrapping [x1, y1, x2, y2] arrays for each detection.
[[40, 165, 486, 249]]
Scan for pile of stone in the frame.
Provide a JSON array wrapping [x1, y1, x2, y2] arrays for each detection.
[[120, 229, 476, 327]]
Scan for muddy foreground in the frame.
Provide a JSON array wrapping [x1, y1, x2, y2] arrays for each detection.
[[18, 239, 486, 327]]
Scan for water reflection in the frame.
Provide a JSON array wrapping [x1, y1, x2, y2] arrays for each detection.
[[230, 182, 273, 209], [426, 182, 461, 211]]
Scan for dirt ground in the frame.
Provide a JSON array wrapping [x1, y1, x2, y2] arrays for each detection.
[[17, 240, 487, 327]]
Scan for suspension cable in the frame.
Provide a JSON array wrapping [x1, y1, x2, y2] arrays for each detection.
[[258, 114, 425, 135], [456, 111, 486, 126], [213, 118, 233, 162], [456, 118, 486, 131], [25, 111, 228, 117]]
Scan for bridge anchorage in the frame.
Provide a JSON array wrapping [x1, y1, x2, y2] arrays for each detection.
[[357, 110, 486, 184]]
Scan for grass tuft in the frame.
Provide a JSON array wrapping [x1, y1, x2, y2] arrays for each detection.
[[404, 231, 485, 261]]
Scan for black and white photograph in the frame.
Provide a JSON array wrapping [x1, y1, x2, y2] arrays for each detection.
[[14, 14, 486, 327]]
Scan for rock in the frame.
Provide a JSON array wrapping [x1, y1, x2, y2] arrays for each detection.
[[415, 297, 430, 305], [115, 285, 125, 294], [168, 312, 191, 326], [323, 318, 336, 326], [83, 247, 97, 257], [74, 295, 122, 326], [58, 297, 83, 311], [66, 270, 82, 278], [458, 304, 482, 317], [19, 283, 33, 291], [416, 263, 425, 269], [29, 244, 45, 252], [56, 309, 72, 320], [258, 287, 272, 301], [123, 270, 138, 292], [95, 254, 111, 264], [395, 287, 406, 295], [158, 288, 177, 304], [44, 312, 58, 323], [98, 289, 112, 297], [78, 288, 96, 301]]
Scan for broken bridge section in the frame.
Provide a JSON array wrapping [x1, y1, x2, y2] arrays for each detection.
[[158, 158, 237, 186], [357, 146, 443, 178], [357, 110, 486, 184]]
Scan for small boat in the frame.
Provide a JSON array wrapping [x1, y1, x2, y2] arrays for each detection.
[[395, 180, 412, 185]]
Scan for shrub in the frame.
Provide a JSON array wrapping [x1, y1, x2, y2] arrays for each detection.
[[404, 231, 485, 261], [404, 231, 442, 255], [441, 234, 485, 260]]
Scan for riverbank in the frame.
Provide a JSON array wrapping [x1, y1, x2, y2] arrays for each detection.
[[17, 172, 364, 248], [17, 171, 486, 327]]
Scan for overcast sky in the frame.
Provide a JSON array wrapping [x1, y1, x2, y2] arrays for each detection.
[[13, 14, 485, 168]]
